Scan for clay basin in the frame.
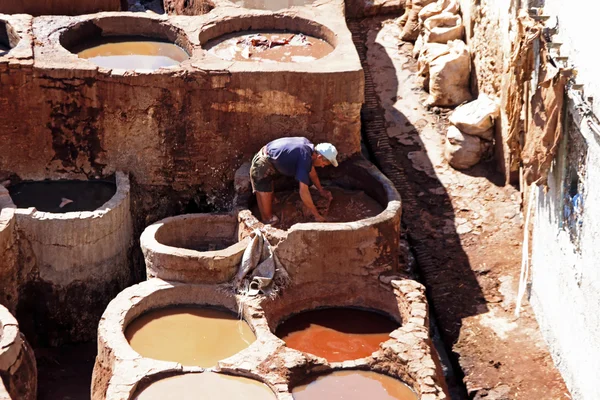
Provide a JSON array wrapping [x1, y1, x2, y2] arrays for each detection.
[[133, 372, 277, 400], [292, 370, 418, 400], [59, 16, 192, 71], [141, 213, 250, 284], [200, 15, 336, 64], [235, 157, 402, 284], [92, 280, 270, 399], [0, 20, 19, 54]]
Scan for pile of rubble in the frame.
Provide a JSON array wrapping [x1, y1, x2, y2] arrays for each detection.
[[396, 0, 500, 169]]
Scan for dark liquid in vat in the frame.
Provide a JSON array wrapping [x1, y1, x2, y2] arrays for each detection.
[[276, 308, 399, 362], [75, 36, 189, 70], [125, 307, 255, 367], [134, 372, 277, 400], [233, 0, 313, 11], [292, 370, 418, 400], [8, 180, 116, 213], [205, 31, 333, 63]]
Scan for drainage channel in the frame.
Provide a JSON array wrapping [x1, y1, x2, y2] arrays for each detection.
[[347, 18, 469, 400]]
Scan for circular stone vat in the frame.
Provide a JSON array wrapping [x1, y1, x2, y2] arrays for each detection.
[[60, 17, 192, 71], [8, 179, 115, 213], [125, 306, 255, 367], [292, 370, 417, 400], [200, 15, 337, 64], [276, 307, 399, 362], [0, 20, 20, 53], [10, 172, 132, 346], [141, 213, 249, 284], [133, 372, 276, 400], [0, 305, 37, 400], [93, 280, 267, 399], [235, 158, 402, 284]]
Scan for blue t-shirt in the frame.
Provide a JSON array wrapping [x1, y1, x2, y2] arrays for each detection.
[[266, 137, 314, 185]]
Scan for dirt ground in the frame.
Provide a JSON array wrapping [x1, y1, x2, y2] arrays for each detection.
[[355, 17, 570, 399]]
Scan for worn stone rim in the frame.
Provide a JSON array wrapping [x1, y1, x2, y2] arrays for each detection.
[[141, 213, 249, 261], [237, 158, 402, 235], [11, 171, 129, 222], [56, 13, 193, 72]]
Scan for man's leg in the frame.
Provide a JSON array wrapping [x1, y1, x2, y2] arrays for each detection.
[[256, 191, 274, 222]]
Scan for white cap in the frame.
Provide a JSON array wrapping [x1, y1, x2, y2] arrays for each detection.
[[315, 143, 339, 167]]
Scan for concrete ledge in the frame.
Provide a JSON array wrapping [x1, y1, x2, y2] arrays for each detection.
[[141, 213, 250, 284], [0, 305, 37, 400]]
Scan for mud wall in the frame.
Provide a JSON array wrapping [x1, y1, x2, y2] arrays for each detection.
[[0, 0, 123, 16], [0, 12, 363, 207]]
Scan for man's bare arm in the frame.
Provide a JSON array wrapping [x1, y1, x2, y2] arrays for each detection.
[[299, 182, 325, 222]]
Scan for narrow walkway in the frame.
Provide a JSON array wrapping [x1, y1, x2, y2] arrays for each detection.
[[350, 17, 569, 399]]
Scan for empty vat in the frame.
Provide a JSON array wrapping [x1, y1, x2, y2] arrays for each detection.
[[0, 0, 122, 16], [141, 213, 250, 284], [125, 306, 255, 367], [292, 370, 417, 400], [0, 305, 37, 400], [59, 16, 192, 71], [276, 307, 399, 362], [133, 372, 276, 400]]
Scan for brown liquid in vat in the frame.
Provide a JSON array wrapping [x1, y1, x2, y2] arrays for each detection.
[[252, 187, 384, 230], [205, 31, 333, 63], [125, 307, 255, 367], [292, 370, 418, 400], [134, 372, 277, 400], [233, 0, 313, 11], [76, 36, 189, 70], [276, 308, 399, 362]]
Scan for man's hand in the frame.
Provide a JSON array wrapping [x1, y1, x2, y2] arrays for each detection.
[[313, 213, 326, 222], [319, 188, 333, 201]]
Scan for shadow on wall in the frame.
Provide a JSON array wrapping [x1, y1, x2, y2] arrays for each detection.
[[351, 18, 494, 397]]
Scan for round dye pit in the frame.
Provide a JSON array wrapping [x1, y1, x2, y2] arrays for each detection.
[[252, 186, 384, 230], [141, 213, 249, 284], [125, 306, 255, 367], [232, 0, 314, 11], [205, 31, 333, 63], [134, 372, 276, 400], [74, 36, 189, 70], [276, 307, 399, 362], [8, 179, 116, 213], [292, 370, 418, 400]]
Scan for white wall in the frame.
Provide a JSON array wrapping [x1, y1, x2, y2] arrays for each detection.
[[531, 98, 600, 400], [540, 0, 600, 114]]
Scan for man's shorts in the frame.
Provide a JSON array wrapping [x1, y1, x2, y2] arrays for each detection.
[[250, 149, 277, 193]]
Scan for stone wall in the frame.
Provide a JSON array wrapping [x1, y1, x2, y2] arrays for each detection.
[[0, 207, 18, 315]]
